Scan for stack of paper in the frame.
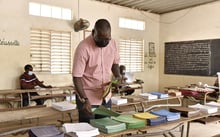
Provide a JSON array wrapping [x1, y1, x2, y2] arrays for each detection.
[[111, 96, 127, 105], [139, 93, 158, 100], [150, 92, 169, 99], [188, 103, 218, 114], [112, 115, 146, 129], [93, 106, 120, 117], [169, 106, 200, 117], [165, 89, 182, 96], [133, 112, 166, 126], [90, 117, 126, 134], [52, 101, 76, 111], [121, 95, 144, 102], [62, 123, 99, 137], [205, 101, 220, 109], [28, 125, 64, 137], [150, 109, 180, 121]]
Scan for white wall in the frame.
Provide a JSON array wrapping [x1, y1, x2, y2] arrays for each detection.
[[159, 1, 220, 90], [0, 0, 160, 91]]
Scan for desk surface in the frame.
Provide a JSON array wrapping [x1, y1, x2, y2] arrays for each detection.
[[0, 106, 75, 123], [98, 110, 220, 137], [0, 86, 75, 95]]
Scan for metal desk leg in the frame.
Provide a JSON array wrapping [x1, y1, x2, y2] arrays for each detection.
[[186, 121, 190, 137]]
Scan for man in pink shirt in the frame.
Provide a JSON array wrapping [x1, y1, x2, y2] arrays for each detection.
[[72, 19, 121, 123]]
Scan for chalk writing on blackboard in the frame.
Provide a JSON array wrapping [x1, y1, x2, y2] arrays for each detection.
[[165, 39, 220, 76]]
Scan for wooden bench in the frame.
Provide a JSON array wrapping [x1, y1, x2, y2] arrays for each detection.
[[0, 86, 75, 108], [0, 105, 77, 134]]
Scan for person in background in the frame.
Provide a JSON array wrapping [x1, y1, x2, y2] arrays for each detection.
[[72, 19, 121, 123], [208, 77, 219, 99], [119, 65, 135, 95], [20, 64, 52, 107]]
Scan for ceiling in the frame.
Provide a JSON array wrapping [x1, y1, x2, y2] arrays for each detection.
[[94, 0, 220, 14]]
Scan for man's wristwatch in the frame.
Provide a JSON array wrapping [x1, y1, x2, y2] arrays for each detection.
[[81, 98, 88, 103]]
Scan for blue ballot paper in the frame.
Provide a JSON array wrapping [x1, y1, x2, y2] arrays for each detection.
[[28, 125, 64, 137], [150, 91, 169, 99], [150, 109, 180, 121]]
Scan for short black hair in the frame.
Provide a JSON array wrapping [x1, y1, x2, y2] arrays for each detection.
[[24, 64, 33, 71], [94, 19, 111, 31]]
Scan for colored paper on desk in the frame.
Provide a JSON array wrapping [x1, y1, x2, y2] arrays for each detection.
[[133, 112, 166, 126], [112, 115, 146, 129], [90, 117, 126, 133], [133, 112, 159, 119], [150, 92, 169, 99], [93, 106, 120, 117], [150, 109, 180, 121], [29, 125, 64, 137]]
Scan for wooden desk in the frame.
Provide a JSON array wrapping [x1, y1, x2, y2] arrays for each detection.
[[0, 105, 76, 135], [112, 95, 183, 113], [0, 86, 75, 108], [0, 105, 76, 123], [179, 88, 216, 104]]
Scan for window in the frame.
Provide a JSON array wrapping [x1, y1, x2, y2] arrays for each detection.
[[30, 29, 71, 74], [119, 39, 144, 72], [119, 18, 145, 30], [29, 2, 72, 20]]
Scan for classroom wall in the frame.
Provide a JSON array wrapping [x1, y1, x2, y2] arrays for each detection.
[[159, 1, 220, 91], [0, 0, 160, 91]]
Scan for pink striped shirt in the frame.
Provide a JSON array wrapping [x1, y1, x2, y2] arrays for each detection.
[[72, 35, 120, 105]]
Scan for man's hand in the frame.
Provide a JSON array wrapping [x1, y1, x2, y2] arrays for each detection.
[[82, 100, 92, 116]]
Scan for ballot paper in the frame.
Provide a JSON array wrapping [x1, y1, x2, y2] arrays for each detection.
[[28, 125, 64, 137], [206, 101, 220, 108], [63, 123, 99, 137], [112, 115, 146, 129], [90, 117, 126, 134], [150, 109, 180, 121], [111, 96, 127, 105], [188, 103, 218, 114], [52, 101, 76, 111], [139, 93, 158, 100]]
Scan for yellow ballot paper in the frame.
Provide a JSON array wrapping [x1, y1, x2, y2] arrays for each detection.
[[133, 112, 159, 120]]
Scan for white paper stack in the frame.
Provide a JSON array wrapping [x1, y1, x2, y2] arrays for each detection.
[[63, 123, 99, 137], [52, 101, 76, 111], [111, 96, 127, 105], [139, 93, 158, 100], [188, 103, 218, 114], [205, 101, 220, 109]]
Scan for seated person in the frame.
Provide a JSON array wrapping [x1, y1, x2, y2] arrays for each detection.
[[20, 64, 52, 107], [208, 77, 219, 99], [119, 65, 135, 96]]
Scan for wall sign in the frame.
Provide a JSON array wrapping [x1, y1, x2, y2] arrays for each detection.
[[0, 38, 20, 46], [145, 42, 156, 69]]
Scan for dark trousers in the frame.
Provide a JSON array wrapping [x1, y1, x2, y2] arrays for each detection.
[[22, 92, 44, 107], [76, 96, 112, 123]]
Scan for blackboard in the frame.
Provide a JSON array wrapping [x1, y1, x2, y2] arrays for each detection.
[[165, 39, 220, 76]]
